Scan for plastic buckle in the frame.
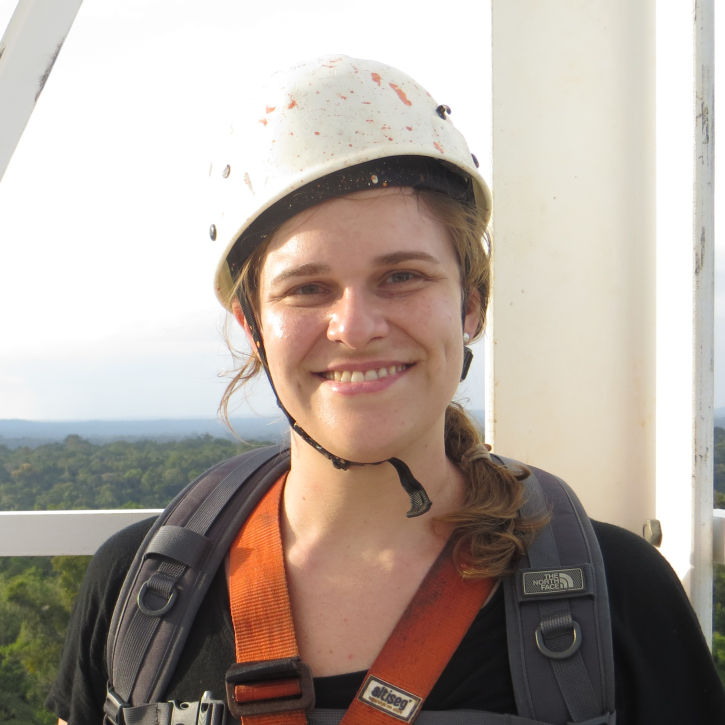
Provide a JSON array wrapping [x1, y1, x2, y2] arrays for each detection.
[[103, 684, 129, 725], [171, 691, 227, 725], [225, 656, 315, 719]]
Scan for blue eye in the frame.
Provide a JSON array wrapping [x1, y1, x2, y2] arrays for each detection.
[[295, 283, 324, 295], [387, 271, 417, 283]]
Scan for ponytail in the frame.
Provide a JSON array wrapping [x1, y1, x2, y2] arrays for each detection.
[[438, 402, 549, 579]]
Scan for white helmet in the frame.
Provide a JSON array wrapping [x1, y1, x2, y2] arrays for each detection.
[[210, 54, 491, 310]]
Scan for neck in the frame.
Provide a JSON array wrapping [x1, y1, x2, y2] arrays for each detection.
[[281, 425, 465, 557]]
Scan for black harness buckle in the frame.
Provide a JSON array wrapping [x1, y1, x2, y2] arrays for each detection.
[[103, 684, 129, 725], [225, 656, 315, 718]]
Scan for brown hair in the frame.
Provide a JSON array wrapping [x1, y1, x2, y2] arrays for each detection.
[[219, 188, 546, 579]]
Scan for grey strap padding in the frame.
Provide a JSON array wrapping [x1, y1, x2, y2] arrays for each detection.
[[106, 445, 290, 716], [498, 457, 615, 725], [522, 483, 600, 724], [307, 709, 555, 725]]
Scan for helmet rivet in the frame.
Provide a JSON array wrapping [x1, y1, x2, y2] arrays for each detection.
[[436, 104, 452, 119], [471, 153, 480, 168], [209, 224, 217, 241], [222, 165, 231, 178]]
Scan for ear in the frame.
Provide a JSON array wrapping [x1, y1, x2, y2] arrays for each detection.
[[231, 298, 257, 351], [463, 290, 482, 341]]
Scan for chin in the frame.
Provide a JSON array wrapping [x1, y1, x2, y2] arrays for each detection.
[[296, 415, 436, 464]]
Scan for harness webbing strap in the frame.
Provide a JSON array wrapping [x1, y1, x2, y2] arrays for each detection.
[[339, 547, 494, 725], [228, 475, 494, 725], [229, 475, 306, 725]]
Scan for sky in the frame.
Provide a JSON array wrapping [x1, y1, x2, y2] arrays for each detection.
[[0, 0, 722, 421]]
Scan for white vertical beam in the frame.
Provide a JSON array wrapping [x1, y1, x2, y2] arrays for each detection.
[[0, 0, 84, 184], [488, 2, 656, 534], [655, 0, 715, 639], [655, 1, 696, 603], [690, 0, 716, 637]]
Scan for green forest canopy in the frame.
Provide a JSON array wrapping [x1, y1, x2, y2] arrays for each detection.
[[1, 431, 724, 723], [0, 434, 265, 511]]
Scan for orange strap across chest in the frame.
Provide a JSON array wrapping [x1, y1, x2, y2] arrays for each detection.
[[227, 476, 494, 725]]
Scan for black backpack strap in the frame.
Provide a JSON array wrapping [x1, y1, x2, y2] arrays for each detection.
[[495, 457, 616, 725], [104, 444, 291, 725]]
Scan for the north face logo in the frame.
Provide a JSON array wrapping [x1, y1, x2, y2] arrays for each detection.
[[522, 567, 585, 596], [533, 571, 575, 591]]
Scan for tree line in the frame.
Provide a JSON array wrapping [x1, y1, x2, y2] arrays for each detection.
[[1, 431, 724, 723], [0, 434, 264, 724]]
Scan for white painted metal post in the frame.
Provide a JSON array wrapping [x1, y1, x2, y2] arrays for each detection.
[[655, 0, 715, 639], [488, 1, 656, 534], [0, 0, 84, 184], [691, 0, 716, 642]]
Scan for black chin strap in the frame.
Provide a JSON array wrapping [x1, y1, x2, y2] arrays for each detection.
[[237, 291, 435, 517]]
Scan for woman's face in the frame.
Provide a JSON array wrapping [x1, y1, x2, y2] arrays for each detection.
[[254, 188, 479, 462]]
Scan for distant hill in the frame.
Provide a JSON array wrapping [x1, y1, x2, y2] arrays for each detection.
[[717, 407, 725, 430], [0, 417, 289, 449], [0, 410, 486, 450]]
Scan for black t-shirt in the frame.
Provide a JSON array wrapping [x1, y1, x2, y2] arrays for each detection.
[[46, 518, 725, 724]]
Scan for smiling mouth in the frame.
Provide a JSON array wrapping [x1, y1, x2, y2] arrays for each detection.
[[320, 364, 411, 382]]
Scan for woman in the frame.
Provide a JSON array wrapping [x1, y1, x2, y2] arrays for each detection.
[[48, 56, 724, 725]]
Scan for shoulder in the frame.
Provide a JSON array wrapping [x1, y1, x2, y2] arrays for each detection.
[[84, 516, 157, 596], [589, 519, 691, 607], [589, 521, 725, 722], [68, 516, 158, 643], [46, 517, 159, 720], [585, 519, 704, 639]]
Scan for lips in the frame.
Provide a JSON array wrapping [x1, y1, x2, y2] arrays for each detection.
[[320, 364, 411, 382]]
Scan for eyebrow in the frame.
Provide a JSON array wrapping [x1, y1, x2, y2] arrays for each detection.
[[371, 251, 441, 267], [269, 251, 441, 286], [270, 262, 331, 286]]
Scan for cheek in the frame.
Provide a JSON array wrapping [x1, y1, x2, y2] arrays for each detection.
[[261, 308, 290, 342], [260, 308, 322, 377]]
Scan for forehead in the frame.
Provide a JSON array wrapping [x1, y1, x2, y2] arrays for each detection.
[[259, 188, 457, 278]]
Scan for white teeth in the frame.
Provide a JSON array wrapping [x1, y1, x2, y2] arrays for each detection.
[[324, 365, 409, 381]]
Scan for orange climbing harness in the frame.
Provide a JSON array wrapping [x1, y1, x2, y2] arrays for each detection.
[[226, 476, 495, 724]]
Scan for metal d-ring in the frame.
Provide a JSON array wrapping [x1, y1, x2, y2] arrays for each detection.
[[137, 580, 178, 617], [535, 620, 582, 660]]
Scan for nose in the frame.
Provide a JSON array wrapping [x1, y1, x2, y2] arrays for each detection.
[[327, 288, 389, 349]]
